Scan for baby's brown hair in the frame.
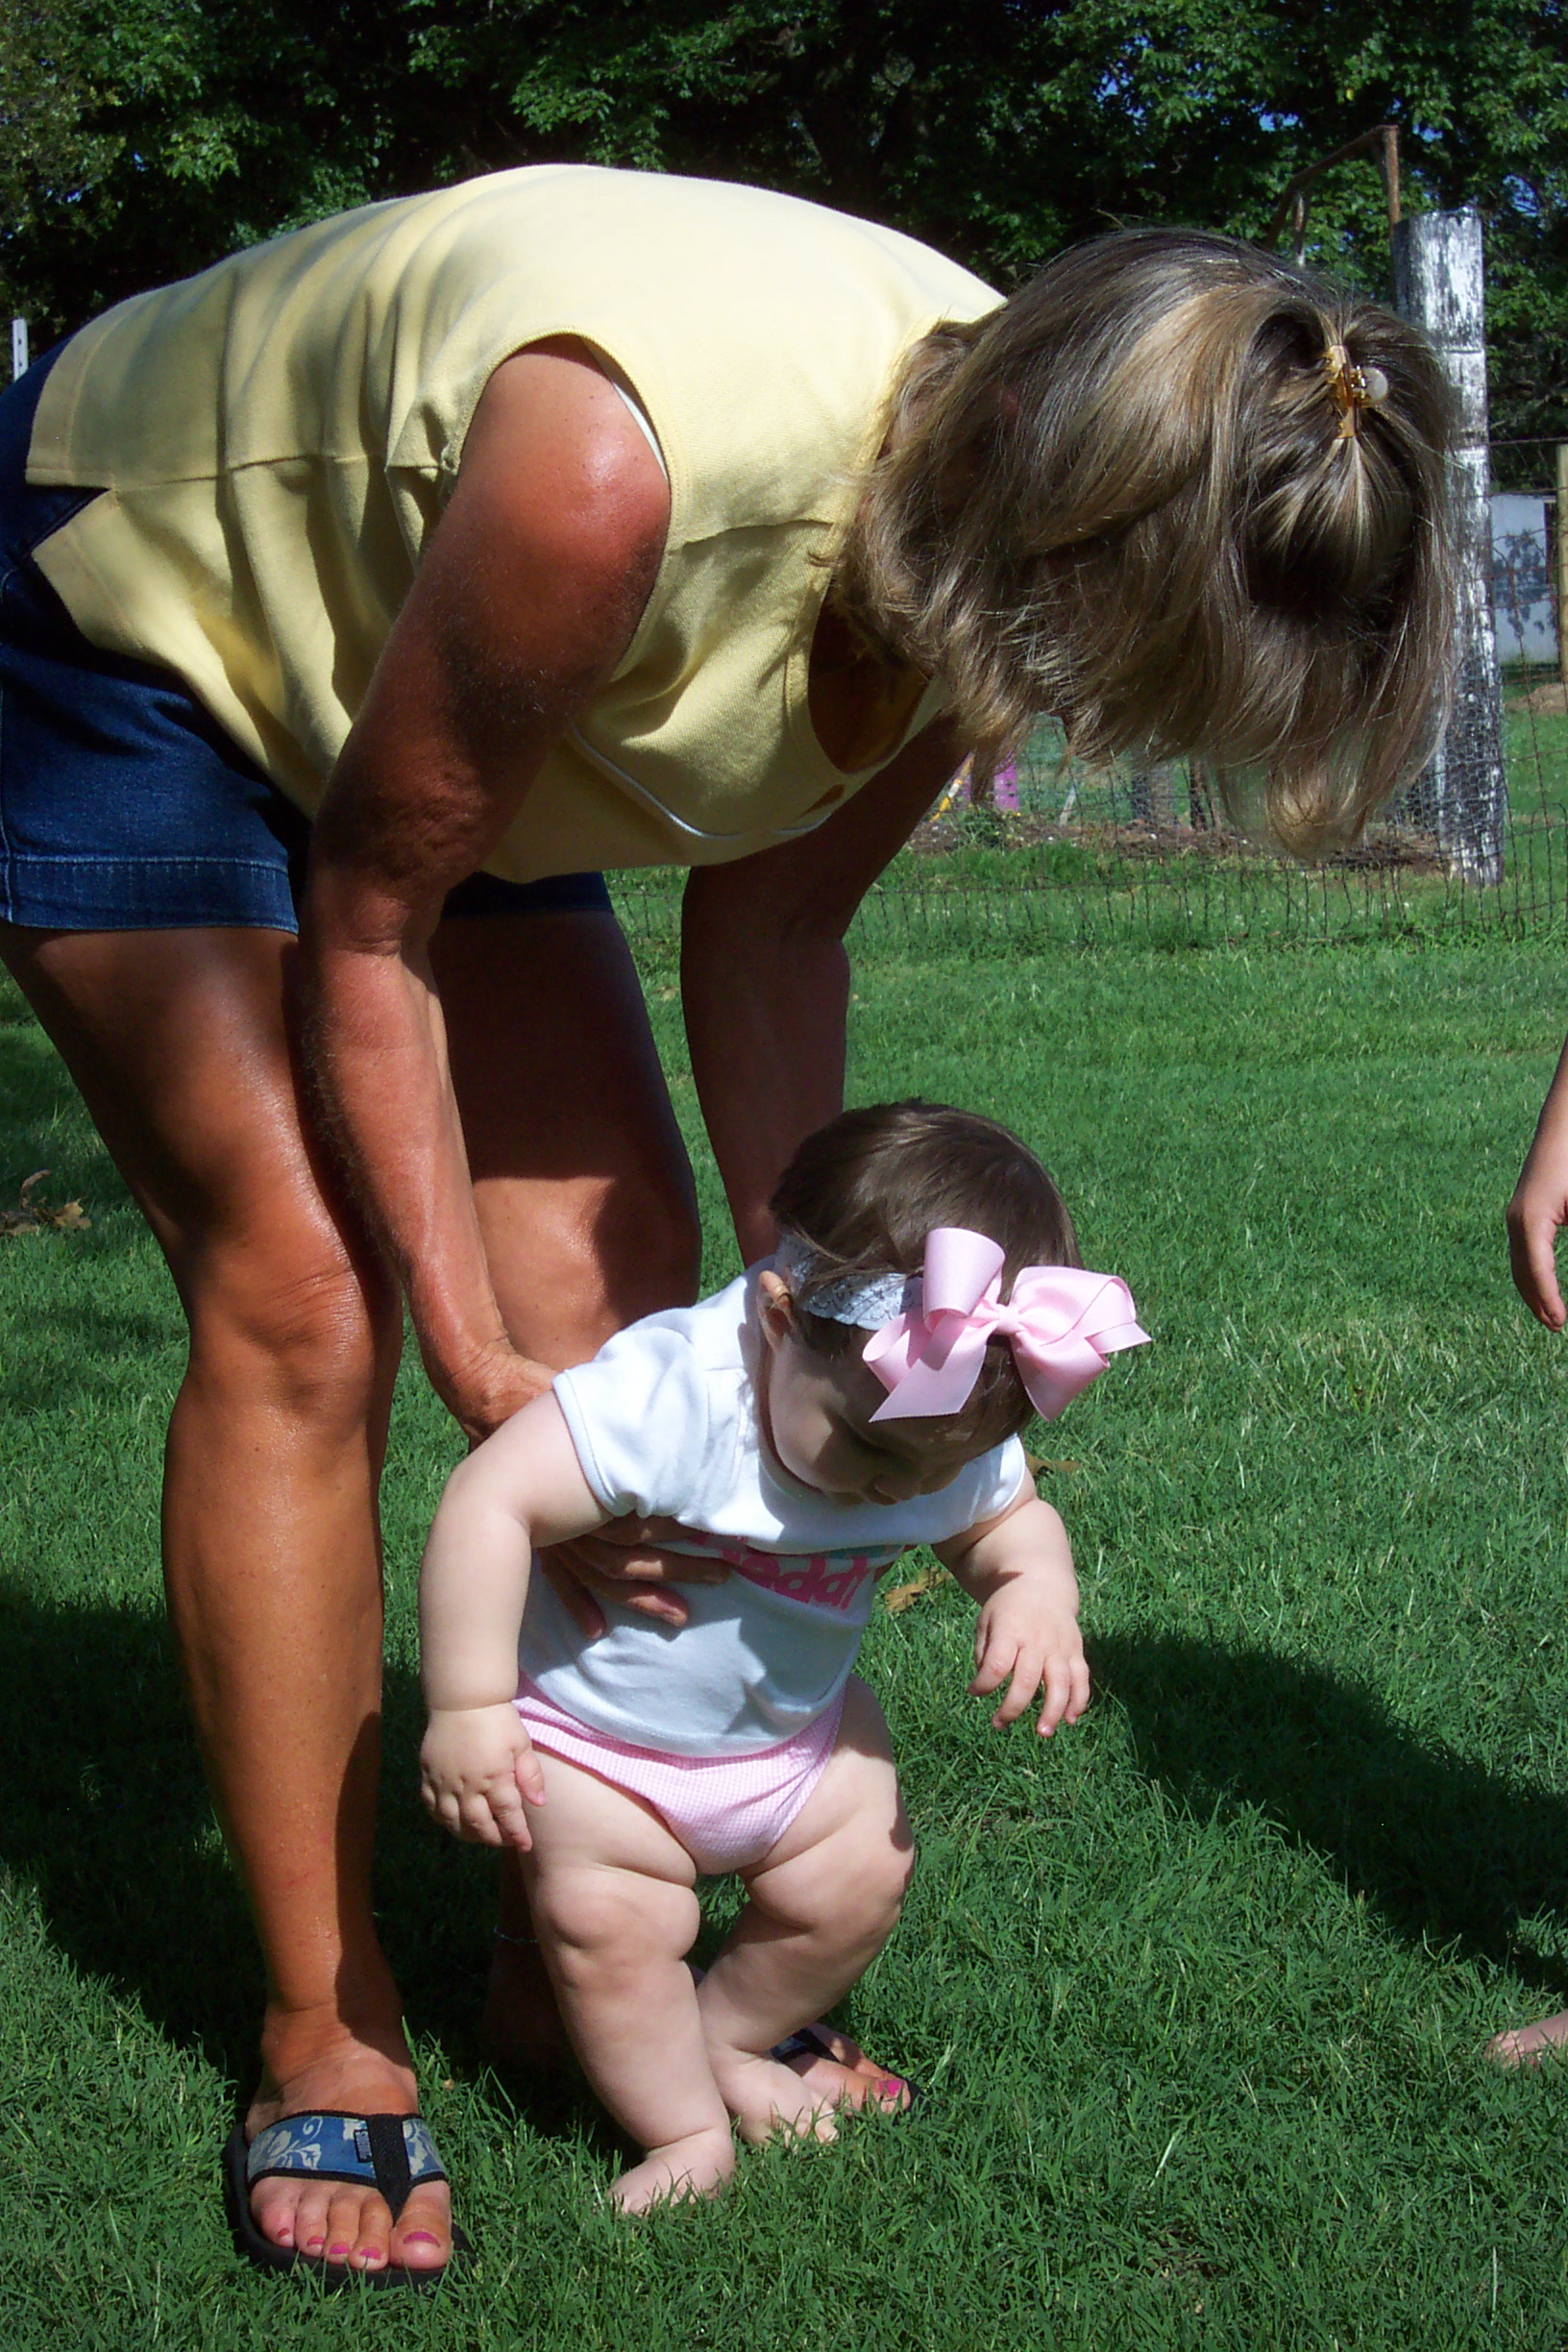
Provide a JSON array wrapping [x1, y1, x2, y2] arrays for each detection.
[[768, 1101, 1080, 1448]]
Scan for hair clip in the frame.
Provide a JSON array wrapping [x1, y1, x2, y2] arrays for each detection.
[[1323, 343, 1390, 441]]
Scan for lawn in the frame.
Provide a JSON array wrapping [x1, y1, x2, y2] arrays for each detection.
[[7, 929, 1568, 2348]]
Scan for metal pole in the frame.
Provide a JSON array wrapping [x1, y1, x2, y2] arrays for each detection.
[[11, 319, 28, 380], [1392, 209, 1507, 885]]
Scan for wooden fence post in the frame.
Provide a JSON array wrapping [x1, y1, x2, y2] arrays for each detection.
[[1392, 208, 1507, 884], [11, 320, 28, 381], [1557, 443, 1568, 700]]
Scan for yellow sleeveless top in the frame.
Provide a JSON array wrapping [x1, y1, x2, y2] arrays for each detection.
[[26, 167, 997, 880]]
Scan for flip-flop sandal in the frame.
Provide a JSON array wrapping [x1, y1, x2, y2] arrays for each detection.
[[223, 2110, 474, 2290]]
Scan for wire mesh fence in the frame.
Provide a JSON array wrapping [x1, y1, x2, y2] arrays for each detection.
[[611, 668, 1568, 959], [612, 482, 1567, 957]]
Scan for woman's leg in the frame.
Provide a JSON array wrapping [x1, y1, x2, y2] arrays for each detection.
[[0, 920, 453, 2273], [697, 1678, 916, 2143], [520, 1751, 734, 2212]]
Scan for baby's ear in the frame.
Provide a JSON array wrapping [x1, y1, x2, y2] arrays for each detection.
[[756, 1269, 799, 1347]]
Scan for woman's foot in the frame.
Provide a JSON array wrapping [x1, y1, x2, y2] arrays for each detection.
[[245, 2012, 453, 2276], [1487, 2008, 1568, 2068], [772, 2019, 913, 2115]]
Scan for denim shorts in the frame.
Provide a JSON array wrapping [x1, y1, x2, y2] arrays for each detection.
[[0, 346, 609, 932]]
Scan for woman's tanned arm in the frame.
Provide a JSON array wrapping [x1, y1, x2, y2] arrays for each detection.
[[679, 720, 968, 1262], [301, 344, 671, 1439]]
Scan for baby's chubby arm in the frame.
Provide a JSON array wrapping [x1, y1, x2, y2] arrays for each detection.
[[420, 1391, 607, 1848], [934, 1484, 1088, 1738]]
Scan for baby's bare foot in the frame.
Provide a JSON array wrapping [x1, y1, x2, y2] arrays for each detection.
[[610, 2124, 736, 2214], [1487, 2008, 1568, 2068], [708, 2048, 854, 2147]]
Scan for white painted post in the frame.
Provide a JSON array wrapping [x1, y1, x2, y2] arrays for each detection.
[[1556, 444, 1568, 700], [1392, 209, 1507, 884], [11, 319, 29, 380]]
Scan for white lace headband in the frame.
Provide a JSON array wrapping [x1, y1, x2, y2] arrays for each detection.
[[772, 1232, 914, 1329]]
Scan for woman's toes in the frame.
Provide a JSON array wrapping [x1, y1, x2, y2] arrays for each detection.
[[324, 2185, 373, 2265], [786, 2047, 904, 2110], [250, 2175, 302, 2249], [349, 2195, 393, 2271], [388, 2181, 452, 2271]]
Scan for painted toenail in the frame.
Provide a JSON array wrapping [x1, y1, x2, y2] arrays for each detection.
[[327, 2242, 351, 2261]]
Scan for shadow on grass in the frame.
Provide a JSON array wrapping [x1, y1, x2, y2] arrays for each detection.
[[0, 1588, 583, 2132], [8, 1594, 1568, 2102], [1097, 1628, 1568, 2000]]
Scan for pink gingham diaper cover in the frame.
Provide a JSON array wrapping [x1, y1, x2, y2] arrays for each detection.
[[514, 1676, 845, 1874]]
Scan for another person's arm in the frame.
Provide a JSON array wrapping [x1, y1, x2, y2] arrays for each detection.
[[679, 719, 967, 1260], [1508, 1035, 1568, 1328], [934, 1485, 1090, 1737], [420, 1393, 609, 1847], [301, 344, 671, 1441]]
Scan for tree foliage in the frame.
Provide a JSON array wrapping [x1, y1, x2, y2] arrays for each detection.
[[2, 2, 1563, 466]]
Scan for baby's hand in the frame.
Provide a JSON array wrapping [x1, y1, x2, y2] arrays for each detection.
[[420, 1703, 546, 1849], [969, 1577, 1090, 1737]]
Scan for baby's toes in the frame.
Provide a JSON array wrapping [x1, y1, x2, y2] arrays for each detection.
[[387, 2178, 453, 2273]]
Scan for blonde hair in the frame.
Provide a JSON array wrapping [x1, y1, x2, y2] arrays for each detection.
[[835, 229, 1458, 854]]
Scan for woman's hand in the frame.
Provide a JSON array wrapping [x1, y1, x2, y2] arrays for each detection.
[[420, 1703, 546, 1849], [537, 1519, 730, 1638], [445, 1335, 559, 1449]]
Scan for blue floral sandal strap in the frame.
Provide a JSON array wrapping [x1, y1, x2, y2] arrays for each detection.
[[244, 2111, 447, 2221]]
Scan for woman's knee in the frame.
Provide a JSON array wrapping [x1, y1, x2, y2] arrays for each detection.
[[182, 1229, 402, 1431], [587, 1162, 703, 1324]]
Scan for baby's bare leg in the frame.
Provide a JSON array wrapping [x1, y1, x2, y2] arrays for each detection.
[[520, 1752, 733, 2212], [698, 1678, 915, 2146]]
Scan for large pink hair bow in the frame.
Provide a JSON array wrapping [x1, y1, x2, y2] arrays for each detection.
[[862, 1228, 1149, 1423]]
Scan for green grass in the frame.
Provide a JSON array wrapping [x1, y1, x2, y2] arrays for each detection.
[[1506, 700, 1568, 821], [9, 933, 1568, 2346], [614, 716, 1568, 960]]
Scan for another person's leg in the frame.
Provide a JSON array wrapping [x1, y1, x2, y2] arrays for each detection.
[[697, 1677, 916, 2141], [0, 920, 450, 2274], [519, 1750, 734, 2212]]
